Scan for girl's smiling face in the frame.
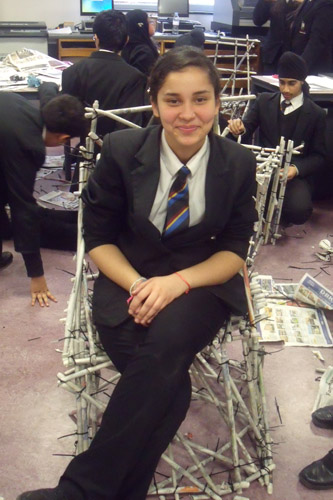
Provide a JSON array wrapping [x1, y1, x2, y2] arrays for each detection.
[[151, 66, 220, 164]]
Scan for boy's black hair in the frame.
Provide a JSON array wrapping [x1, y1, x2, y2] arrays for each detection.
[[42, 94, 87, 138], [93, 10, 128, 52]]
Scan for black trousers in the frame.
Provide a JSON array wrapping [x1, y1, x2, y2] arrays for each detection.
[[0, 206, 77, 255], [282, 177, 313, 225], [59, 289, 229, 500]]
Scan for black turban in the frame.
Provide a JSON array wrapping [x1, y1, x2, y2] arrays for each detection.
[[277, 51, 308, 81]]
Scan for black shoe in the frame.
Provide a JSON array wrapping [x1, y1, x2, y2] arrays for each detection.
[[16, 488, 67, 500], [0, 251, 13, 269], [312, 405, 333, 429], [299, 449, 333, 490]]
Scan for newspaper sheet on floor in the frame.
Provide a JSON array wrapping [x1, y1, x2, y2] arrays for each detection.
[[312, 366, 333, 412], [43, 155, 65, 168], [254, 274, 333, 346], [36, 168, 63, 179], [38, 190, 78, 210], [294, 273, 333, 310]]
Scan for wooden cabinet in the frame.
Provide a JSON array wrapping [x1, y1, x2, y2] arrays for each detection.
[[57, 38, 97, 60]]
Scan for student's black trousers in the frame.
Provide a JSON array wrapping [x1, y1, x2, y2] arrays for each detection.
[[59, 289, 229, 500]]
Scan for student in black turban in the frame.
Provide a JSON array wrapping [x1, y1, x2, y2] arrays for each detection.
[[277, 51, 310, 96], [228, 52, 327, 225]]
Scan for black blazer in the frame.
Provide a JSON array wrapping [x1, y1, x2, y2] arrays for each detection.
[[0, 84, 58, 254], [121, 43, 159, 76], [290, 0, 333, 74], [62, 51, 147, 136], [253, 0, 290, 69], [82, 126, 257, 327], [242, 92, 326, 177]]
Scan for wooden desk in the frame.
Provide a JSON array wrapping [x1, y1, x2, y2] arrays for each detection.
[[57, 38, 96, 60], [47, 32, 96, 60]]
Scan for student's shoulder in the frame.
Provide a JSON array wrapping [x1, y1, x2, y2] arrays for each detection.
[[103, 125, 159, 153], [120, 57, 147, 80], [256, 91, 279, 104], [304, 96, 327, 117], [212, 133, 256, 163]]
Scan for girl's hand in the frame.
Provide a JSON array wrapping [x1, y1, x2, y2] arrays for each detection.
[[128, 274, 188, 326]]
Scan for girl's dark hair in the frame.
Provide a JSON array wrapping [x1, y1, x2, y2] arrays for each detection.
[[149, 47, 221, 103], [125, 9, 156, 48], [121, 9, 159, 70]]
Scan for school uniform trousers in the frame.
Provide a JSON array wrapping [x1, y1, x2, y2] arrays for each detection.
[[242, 92, 327, 224], [57, 125, 258, 500]]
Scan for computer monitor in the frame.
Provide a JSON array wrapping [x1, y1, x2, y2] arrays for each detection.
[[80, 0, 113, 17], [158, 0, 189, 18]]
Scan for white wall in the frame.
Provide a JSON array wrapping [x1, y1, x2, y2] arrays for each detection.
[[0, 1, 83, 29], [0, 1, 213, 30]]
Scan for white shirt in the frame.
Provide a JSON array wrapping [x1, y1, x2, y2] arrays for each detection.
[[149, 130, 210, 234], [280, 92, 304, 115], [99, 49, 115, 54]]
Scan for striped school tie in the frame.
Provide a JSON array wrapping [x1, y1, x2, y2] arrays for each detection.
[[280, 100, 292, 114], [163, 165, 191, 238]]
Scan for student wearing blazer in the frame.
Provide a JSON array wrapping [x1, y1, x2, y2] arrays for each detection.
[[17, 48, 257, 500], [0, 83, 86, 306], [289, 0, 333, 75], [228, 52, 326, 225], [253, 0, 300, 74], [62, 10, 147, 138]]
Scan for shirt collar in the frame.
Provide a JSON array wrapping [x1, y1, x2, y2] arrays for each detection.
[[160, 130, 209, 178], [280, 91, 304, 109]]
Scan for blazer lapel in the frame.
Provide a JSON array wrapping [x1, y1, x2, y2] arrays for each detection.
[[290, 97, 312, 146], [131, 126, 162, 219], [265, 94, 281, 145], [204, 134, 232, 227]]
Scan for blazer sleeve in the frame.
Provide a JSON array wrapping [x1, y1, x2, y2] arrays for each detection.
[[61, 64, 82, 98], [292, 107, 327, 177], [253, 0, 271, 26], [117, 72, 148, 127], [242, 96, 262, 142], [300, 4, 333, 74], [128, 46, 157, 76], [82, 134, 128, 252], [2, 141, 42, 258], [215, 147, 258, 261]]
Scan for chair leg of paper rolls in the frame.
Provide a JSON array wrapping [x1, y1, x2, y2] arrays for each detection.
[[56, 101, 276, 498], [58, 243, 275, 498]]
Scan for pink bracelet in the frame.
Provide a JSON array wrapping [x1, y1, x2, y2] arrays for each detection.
[[174, 272, 191, 294]]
